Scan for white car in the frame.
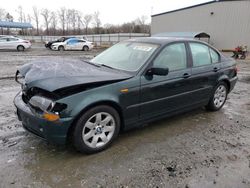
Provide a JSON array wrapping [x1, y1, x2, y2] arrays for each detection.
[[51, 38, 94, 51], [0, 36, 31, 51]]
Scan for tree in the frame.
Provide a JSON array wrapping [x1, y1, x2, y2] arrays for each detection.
[[0, 8, 6, 21], [82, 14, 92, 35], [58, 7, 66, 35], [5, 13, 13, 22], [50, 11, 57, 35], [32, 6, 40, 35], [41, 8, 51, 35], [16, 6, 24, 22], [92, 11, 101, 34]]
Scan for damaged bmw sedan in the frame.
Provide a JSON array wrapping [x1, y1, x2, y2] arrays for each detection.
[[14, 37, 238, 154]]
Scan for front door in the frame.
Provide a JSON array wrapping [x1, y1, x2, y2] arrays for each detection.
[[140, 42, 193, 121]]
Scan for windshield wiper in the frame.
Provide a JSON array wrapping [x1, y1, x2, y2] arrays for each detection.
[[83, 60, 101, 67], [98, 64, 116, 70]]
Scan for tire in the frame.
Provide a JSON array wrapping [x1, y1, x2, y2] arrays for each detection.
[[58, 46, 64, 51], [72, 105, 120, 154], [17, 45, 25, 52], [82, 45, 89, 51], [206, 82, 228, 111]]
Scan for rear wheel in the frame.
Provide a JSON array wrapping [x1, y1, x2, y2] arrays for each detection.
[[58, 46, 64, 51], [72, 105, 120, 154], [17, 45, 25, 52], [82, 45, 89, 51], [206, 82, 228, 111]]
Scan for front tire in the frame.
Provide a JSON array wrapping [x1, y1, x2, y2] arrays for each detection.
[[17, 45, 25, 52], [72, 105, 120, 154], [58, 46, 64, 51], [206, 82, 228, 111]]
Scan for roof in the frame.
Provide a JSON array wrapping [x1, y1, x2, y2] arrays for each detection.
[[152, 32, 210, 38], [0, 21, 33, 29], [151, 0, 242, 17], [128, 37, 197, 45]]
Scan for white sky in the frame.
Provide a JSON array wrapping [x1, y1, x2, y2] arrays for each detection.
[[1, 0, 211, 25]]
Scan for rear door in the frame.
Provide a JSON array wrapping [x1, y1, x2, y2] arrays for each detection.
[[7, 37, 19, 49], [187, 42, 221, 103], [66, 38, 78, 50]]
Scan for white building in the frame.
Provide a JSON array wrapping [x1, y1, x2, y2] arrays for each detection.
[[151, 0, 250, 50]]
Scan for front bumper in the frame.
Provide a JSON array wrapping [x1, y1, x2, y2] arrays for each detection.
[[14, 92, 73, 144]]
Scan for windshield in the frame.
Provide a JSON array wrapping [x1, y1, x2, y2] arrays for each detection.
[[91, 42, 159, 72]]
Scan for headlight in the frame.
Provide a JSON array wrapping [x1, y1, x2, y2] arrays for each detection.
[[29, 96, 53, 112], [29, 96, 67, 113], [28, 96, 67, 121]]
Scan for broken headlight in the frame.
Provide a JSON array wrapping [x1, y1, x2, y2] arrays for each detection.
[[29, 96, 67, 113]]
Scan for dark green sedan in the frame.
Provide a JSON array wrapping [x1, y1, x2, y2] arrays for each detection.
[[14, 37, 238, 153]]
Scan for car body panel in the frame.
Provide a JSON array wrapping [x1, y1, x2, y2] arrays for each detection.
[[14, 37, 238, 144]]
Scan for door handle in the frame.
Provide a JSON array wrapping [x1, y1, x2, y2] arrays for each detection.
[[213, 67, 220, 72], [183, 73, 191, 78]]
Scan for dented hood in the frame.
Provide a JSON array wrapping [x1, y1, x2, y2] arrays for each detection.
[[17, 58, 132, 92]]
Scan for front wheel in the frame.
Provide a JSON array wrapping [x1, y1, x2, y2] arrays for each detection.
[[72, 105, 120, 154], [17, 45, 25, 52], [58, 46, 64, 51], [206, 82, 228, 111]]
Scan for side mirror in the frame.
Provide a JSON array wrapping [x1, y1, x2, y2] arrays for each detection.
[[146, 67, 169, 76]]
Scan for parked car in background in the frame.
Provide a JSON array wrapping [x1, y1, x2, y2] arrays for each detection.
[[0, 36, 31, 51], [51, 38, 94, 51], [14, 37, 237, 154], [44, 36, 75, 49]]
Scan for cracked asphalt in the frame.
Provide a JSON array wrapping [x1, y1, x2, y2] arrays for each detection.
[[0, 44, 250, 188]]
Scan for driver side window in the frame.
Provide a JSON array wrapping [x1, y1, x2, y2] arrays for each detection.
[[153, 43, 187, 71]]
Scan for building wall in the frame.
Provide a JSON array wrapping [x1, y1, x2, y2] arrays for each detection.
[[151, 1, 250, 50]]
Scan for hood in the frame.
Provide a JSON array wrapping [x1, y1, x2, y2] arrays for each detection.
[[17, 58, 132, 92]]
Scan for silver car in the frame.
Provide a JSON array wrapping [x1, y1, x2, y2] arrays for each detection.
[[51, 38, 94, 51], [0, 36, 31, 51]]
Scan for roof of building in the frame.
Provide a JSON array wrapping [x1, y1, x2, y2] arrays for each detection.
[[151, 0, 242, 17], [152, 32, 210, 38], [0, 21, 33, 29]]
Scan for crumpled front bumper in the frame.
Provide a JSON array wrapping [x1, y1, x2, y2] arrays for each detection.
[[14, 91, 73, 144]]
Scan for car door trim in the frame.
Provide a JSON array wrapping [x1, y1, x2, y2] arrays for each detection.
[[127, 86, 212, 109]]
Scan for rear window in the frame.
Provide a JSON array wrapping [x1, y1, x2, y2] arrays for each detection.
[[190, 43, 211, 67]]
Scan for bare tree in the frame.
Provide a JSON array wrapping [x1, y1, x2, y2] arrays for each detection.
[[76, 11, 82, 35], [32, 6, 40, 35], [0, 8, 6, 21], [58, 7, 66, 35], [16, 6, 25, 22], [92, 11, 101, 34], [83, 14, 92, 35], [50, 11, 57, 35], [5, 13, 13, 22], [41, 8, 51, 35], [135, 15, 148, 33]]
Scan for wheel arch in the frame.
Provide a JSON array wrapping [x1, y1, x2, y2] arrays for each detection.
[[217, 75, 231, 91]]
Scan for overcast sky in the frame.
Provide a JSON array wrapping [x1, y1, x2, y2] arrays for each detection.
[[2, 0, 210, 24]]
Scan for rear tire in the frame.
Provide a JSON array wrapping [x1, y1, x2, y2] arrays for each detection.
[[82, 46, 89, 51], [206, 82, 228, 111], [17, 45, 25, 52], [72, 105, 120, 154]]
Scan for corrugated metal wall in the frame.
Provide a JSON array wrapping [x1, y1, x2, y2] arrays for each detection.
[[151, 1, 250, 49]]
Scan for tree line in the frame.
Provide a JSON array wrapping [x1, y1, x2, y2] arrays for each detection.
[[0, 6, 150, 36]]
